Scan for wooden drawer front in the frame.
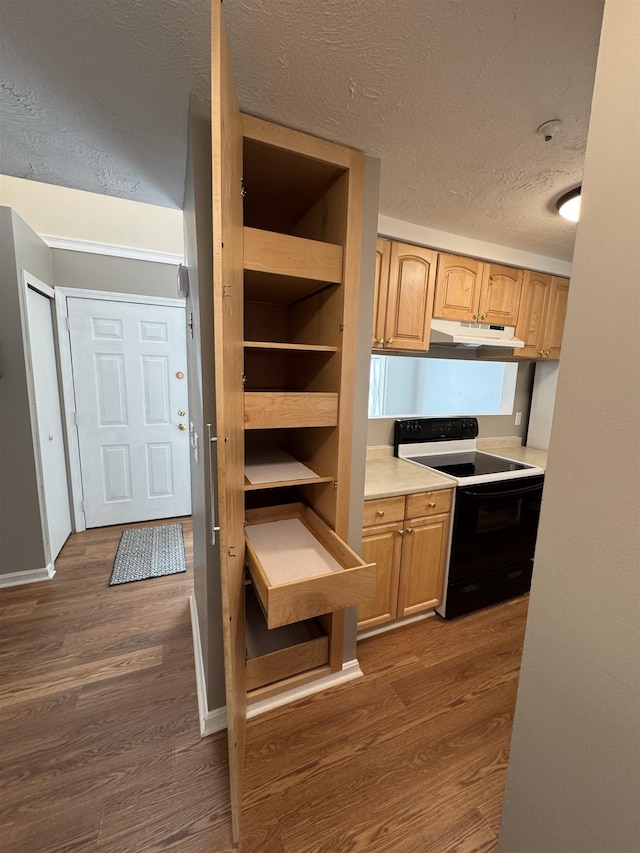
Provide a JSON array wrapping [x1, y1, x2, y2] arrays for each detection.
[[246, 634, 329, 692], [244, 392, 338, 429], [245, 502, 377, 629], [362, 496, 405, 527], [405, 488, 453, 519], [244, 227, 344, 284]]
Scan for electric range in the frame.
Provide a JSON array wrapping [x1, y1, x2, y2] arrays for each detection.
[[394, 417, 544, 619], [393, 417, 544, 484]]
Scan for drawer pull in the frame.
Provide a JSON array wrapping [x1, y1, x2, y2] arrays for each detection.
[[406, 527, 413, 534], [377, 509, 385, 517], [429, 501, 436, 508], [397, 529, 404, 536]]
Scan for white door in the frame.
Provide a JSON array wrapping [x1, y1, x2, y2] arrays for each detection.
[[24, 280, 72, 560], [67, 296, 191, 528]]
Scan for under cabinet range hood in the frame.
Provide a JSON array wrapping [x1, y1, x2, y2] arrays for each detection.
[[430, 318, 525, 349]]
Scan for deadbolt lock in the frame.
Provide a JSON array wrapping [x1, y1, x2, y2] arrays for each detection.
[[178, 409, 186, 416]]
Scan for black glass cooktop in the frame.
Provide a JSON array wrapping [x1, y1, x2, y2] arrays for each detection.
[[408, 451, 531, 478]]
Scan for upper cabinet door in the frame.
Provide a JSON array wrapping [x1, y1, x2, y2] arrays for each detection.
[[433, 253, 483, 321], [372, 239, 391, 348], [542, 276, 570, 359], [478, 263, 523, 325], [514, 271, 553, 358], [383, 242, 437, 351], [212, 1, 246, 843]]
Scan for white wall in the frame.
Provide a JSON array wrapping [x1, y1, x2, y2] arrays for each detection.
[[498, 2, 640, 851], [0, 175, 183, 256]]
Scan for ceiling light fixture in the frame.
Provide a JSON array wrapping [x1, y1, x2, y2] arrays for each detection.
[[556, 186, 582, 222]]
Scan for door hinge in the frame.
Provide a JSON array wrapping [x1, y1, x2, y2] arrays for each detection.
[[187, 312, 194, 339], [339, 323, 345, 332], [241, 179, 247, 199], [242, 373, 247, 387], [73, 411, 79, 426], [65, 316, 72, 332]]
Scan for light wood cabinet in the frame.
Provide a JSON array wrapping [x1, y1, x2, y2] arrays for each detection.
[[373, 240, 437, 351], [541, 276, 570, 359], [433, 254, 523, 326], [397, 514, 450, 617], [358, 489, 453, 631], [514, 272, 570, 359], [209, 5, 373, 839]]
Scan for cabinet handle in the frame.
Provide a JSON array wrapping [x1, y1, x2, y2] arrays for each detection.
[[481, 312, 488, 320], [544, 350, 551, 357], [406, 527, 413, 534], [397, 529, 404, 535], [377, 338, 385, 346], [429, 501, 436, 508], [473, 312, 479, 321], [377, 509, 385, 517], [538, 350, 545, 356], [386, 337, 394, 345]]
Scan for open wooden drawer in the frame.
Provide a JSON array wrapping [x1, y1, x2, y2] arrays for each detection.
[[245, 502, 376, 629], [245, 584, 329, 693]]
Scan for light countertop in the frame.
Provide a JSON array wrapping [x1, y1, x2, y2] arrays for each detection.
[[364, 439, 548, 501], [364, 446, 456, 499], [477, 437, 548, 470]]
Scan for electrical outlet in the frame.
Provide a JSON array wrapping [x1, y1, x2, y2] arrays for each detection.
[[514, 412, 522, 426]]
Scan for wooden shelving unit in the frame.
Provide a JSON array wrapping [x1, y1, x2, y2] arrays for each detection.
[[209, 11, 369, 835]]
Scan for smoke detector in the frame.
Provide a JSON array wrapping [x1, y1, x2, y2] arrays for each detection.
[[537, 119, 562, 142]]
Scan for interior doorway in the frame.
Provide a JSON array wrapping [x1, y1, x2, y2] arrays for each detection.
[[21, 272, 72, 561], [56, 288, 191, 530]]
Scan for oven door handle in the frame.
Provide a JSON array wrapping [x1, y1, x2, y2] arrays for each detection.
[[460, 483, 543, 500]]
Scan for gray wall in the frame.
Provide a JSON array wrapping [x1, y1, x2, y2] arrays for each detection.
[[498, 2, 640, 850], [52, 248, 180, 299], [0, 207, 53, 575], [367, 358, 534, 447]]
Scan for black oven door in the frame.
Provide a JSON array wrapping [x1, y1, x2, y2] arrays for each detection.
[[448, 475, 544, 582]]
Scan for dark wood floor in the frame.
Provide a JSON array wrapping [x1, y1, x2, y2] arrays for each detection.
[[0, 521, 528, 852]]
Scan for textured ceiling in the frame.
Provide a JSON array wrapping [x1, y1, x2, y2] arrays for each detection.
[[0, 0, 604, 261]]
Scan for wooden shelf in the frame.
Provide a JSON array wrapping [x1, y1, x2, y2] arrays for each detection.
[[245, 502, 376, 629], [244, 341, 338, 353], [244, 447, 332, 491], [245, 584, 329, 692], [244, 391, 338, 429], [244, 227, 344, 285], [244, 270, 338, 305]]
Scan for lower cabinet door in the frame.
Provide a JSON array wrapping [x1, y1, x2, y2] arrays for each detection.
[[358, 522, 403, 630], [397, 514, 450, 617]]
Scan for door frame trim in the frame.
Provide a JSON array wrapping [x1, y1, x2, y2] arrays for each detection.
[[18, 271, 59, 565], [55, 288, 186, 531]]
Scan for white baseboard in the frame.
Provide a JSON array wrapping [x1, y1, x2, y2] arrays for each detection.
[[189, 595, 227, 736], [0, 563, 55, 588], [246, 658, 364, 720]]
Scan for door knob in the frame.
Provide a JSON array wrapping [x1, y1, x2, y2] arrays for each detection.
[[178, 423, 187, 431]]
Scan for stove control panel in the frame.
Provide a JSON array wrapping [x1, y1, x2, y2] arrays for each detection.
[[394, 417, 478, 453]]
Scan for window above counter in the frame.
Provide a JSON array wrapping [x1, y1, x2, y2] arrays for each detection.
[[369, 355, 518, 419]]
